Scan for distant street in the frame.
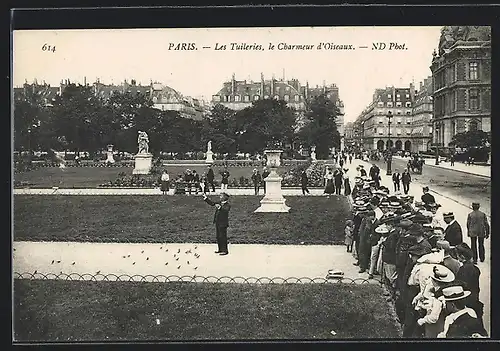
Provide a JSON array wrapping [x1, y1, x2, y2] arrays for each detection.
[[368, 157, 491, 215]]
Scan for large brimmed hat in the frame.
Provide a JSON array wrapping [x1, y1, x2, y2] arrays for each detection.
[[375, 224, 391, 234], [420, 210, 434, 218], [398, 219, 414, 228], [380, 201, 390, 207], [414, 201, 425, 208], [431, 265, 456, 283], [441, 286, 471, 301]]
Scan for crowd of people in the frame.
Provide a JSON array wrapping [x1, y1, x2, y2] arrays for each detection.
[[343, 170, 490, 338]]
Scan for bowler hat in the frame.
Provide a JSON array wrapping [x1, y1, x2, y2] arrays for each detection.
[[431, 265, 456, 283], [398, 219, 414, 228], [441, 286, 471, 301], [423, 186, 429, 191]]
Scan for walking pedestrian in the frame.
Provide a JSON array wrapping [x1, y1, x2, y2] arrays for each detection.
[[301, 169, 310, 195], [402, 169, 412, 194], [334, 169, 343, 195], [349, 153, 353, 164], [220, 167, 230, 191], [262, 166, 270, 194], [466, 203, 490, 263], [251, 168, 262, 195], [343, 168, 351, 196], [443, 212, 464, 247], [160, 169, 170, 195], [207, 165, 216, 192], [184, 169, 194, 195], [450, 154, 455, 166], [392, 169, 401, 193], [324, 168, 335, 197]]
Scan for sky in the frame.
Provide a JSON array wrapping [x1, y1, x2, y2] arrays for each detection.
[[13, 26, 442, 122]]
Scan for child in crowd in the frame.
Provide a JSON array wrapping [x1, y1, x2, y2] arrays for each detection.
[[345, 220, 354, 253]]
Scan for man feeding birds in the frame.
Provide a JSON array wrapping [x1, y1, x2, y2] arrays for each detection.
[[202, 192, 231, 256]]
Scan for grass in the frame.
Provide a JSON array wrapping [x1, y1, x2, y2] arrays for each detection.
[[13, 279, 400, 341], [14, 165, 296, 188], [13, 195, 351, 245]]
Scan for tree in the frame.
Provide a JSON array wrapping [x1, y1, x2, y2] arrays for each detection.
[[201, 104, 237, 154], [297, 94, 341, 159], [451, 130, 491, 149], [234, 99, 296, 154]]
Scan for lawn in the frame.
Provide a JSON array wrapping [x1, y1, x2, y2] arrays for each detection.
[[14, 195, 351, 245], [13, 279, 400, 341], [14, 165, 296, 188]]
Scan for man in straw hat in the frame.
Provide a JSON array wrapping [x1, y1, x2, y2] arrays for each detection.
[[437, 286, 487, 338], [202, 192, 231, 256], [466, 202, 490, 264], [443, 212, 463, 247]]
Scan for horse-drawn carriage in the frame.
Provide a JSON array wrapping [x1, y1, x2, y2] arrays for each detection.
[[407, 157, 424, 174]]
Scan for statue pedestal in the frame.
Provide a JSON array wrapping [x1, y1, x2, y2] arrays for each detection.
[[311, 152, 317, 162], [133, 153, 152, 174], [205, 150, 214, 164], [254, 149, 290, 213]]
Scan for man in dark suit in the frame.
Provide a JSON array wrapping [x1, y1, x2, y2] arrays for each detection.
[[443, 212, 463, 246], [203, 192, 231, 255], [206, 165, 215, 192], [421, 186, 436, 206], [466, 202, 490, 263]]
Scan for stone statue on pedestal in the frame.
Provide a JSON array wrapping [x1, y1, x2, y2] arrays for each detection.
[[137, 131, 149, 154], [207, 140, 212, 152]]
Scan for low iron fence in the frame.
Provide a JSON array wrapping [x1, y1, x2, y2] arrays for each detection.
[[14, 272, 378, 285]]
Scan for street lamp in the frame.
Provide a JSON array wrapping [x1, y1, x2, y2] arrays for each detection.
[[386, 111, 393, 175]]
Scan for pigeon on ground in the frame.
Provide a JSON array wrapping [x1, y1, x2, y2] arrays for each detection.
[[123, 256, 126, 258], [160, 247, 162, 250], [57, 260, 61, 263], [177, 249, 180, 253], [128, 254, 131, 257], [33, 270, 37, 274], [187, 261, 190, 265], [141, 250, 144, 254], [166, 249, 168, 252], [194, 246, 198, 249], [176, 257, 179, 261], [165, 262, 168, 265], [194, 267, 198, 270]]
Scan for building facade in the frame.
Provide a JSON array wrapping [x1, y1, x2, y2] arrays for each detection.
[[430, 26, 491, 147], [14, 78, 208, 120], [410, 77, 434, 152], [355, 84, 416, 151], [212, 73, 345, 149]]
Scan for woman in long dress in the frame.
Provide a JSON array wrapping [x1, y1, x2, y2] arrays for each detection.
[[324, 169, 335, 196], [160, 170, 170, 194], [343, 168, 352, 196]]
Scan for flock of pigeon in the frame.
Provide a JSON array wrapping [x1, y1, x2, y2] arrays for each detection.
[[27, 245, 203, 276]]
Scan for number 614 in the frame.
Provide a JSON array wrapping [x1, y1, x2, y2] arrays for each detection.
[[42, 44, 56, 52]]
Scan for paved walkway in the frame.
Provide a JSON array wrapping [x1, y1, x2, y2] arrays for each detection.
[[12, 188, 327, 196], [13, 242, 374, 284], [393, 156, 490, 178], [352, 159, 491, 335]]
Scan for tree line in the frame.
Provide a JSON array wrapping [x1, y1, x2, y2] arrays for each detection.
[[14, 83, 342, 159]]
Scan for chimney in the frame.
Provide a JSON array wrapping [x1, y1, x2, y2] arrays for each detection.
[[419, 81, 423, 91], [271, 74, 275, 95], [84, 76, 87, 86], [260, 73, 264, 97], [306, 81, 309, 99], [231, 73, 235, 94], [409, 82, 415, 101]]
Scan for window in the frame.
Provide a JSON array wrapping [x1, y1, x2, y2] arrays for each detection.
[[213, 95, 220, 102], [429, 126, 433, 134], [378, 110, 384, 115], [274, 95, 279, 100], [378, 128, 383, 135], [294, 95, 300, 102], [377, 101, 384, 107], [406, 111, 411, 115], [469, 62, 479, 80], [264, 95, 269, 99], [469, 120, 479, 132], [396, 128, 402, 135], [396, 110, 402, 115], [276, 87, 280, 93], [379, 117, 384, 124], [387, 102, 393, 107], [244, 95, 250, 102], [405, 102, 412, 108], [469, 89, 479, 110], [254, 95, 260, 101], [406, 118, 411, 124], [286, 86, 290, 92], [406, 94, 410, 98], [387, 94, 391, 99], [406, 128, 411, 135], [397, 118, 402, 124], [225, 95, 230, 102], [396, 102, 402, 107], [235, 95, 240, 102], [284, 95, 289, 102]]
